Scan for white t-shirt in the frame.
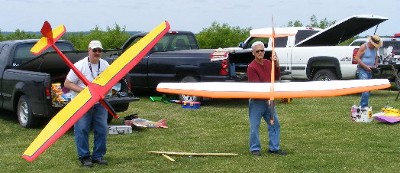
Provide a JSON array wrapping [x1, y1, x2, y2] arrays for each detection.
[[66, 56, 110, 98]]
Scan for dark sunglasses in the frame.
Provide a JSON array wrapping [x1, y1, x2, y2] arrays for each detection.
[[92, 48, 102, 53], [255, 49, 265, 53]]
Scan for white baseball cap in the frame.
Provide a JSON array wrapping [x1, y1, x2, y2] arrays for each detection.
[[88, 40, 103, 49]]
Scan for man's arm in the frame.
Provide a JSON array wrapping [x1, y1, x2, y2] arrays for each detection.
[[354, 44, 371, 72], [374, 49, 379, 67], [64, 79, 84, 93]]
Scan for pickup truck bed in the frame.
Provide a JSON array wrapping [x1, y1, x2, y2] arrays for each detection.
[[0, 39, 137, 128]]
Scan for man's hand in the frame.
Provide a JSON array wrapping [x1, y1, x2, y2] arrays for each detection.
[[272, 54, 279, 66]]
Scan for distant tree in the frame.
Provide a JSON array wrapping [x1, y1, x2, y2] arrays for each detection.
[[0, 29, 4, 41], [286, 20, 303, 27], [4, 29, 39, 40], [64, 24, 130, 50], [102, 24, 131, 49], [308, 15, 335, 29], [286, 15, 335, 29], [196, 22, 251, 49], [63, 32, 87, 50]]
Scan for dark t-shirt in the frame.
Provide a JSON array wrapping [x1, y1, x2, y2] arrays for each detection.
[[247, 59, 280, 82]]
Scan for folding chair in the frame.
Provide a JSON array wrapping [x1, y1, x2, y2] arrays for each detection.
[[391, 65, 400, 101]]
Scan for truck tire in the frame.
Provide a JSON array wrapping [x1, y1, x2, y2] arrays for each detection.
[[179, 76, 202, 102], [111, 103, 130, 112], [107, 103, 129, 123], [312, 69, 338, 81], [17, 95, 37, 128]]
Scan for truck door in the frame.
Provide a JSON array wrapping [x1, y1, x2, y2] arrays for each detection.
[[274, 36, 292, 78], [0, 43, 11, 107], [121, 35, 150, 89]]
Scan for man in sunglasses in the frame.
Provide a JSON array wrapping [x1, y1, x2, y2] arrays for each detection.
[[64, 40, 110, 167], [246, 41, 286, 156]]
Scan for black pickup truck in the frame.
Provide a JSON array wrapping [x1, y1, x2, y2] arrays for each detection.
[[106, 31, 231, 102], [0, 39, 137, 128]]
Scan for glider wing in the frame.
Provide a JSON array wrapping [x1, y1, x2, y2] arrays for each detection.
[[156, 79, 390, 99], [31, 21, 66, 55], [249, 27, 297, 38], [22, 21, 170, 162], [148, 151, 238, 156]]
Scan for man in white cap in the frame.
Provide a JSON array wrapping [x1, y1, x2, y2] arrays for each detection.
[[354, 35, 383, 108], [64, 40, 110, 167]]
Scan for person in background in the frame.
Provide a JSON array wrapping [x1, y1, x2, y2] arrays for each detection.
[[64, 40, 109, 167], [354, 35, 382, 108], [246, 41, 286, 156]]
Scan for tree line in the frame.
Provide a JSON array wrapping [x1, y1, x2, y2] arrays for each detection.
[[0, 15, 355, 50]]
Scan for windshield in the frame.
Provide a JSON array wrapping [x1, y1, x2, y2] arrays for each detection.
[[125, 33, 199, 52]]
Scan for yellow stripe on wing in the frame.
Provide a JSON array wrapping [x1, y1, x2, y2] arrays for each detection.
[[23, 88, 92, 157], [31, 37, 50, 55], [94, 21, 168, 87], [30, 25, 66, 55], [52, 25, 66, 39]]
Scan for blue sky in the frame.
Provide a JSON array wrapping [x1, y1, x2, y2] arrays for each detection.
[[1, 0, 398, 36]]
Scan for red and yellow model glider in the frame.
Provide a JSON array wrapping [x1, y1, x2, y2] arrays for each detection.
[[22, 20, 170, 162]]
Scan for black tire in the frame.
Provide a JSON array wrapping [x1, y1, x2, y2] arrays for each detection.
[[312, 69, 338, 81], [178, 76, 202, 102], [17, 95, 37, 128], [111, 103, 129, 112]]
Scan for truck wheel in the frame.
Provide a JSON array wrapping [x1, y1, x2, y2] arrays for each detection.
[[111, 103, 130, 112], [179, 76, 202, 102], [17, 95, 37, 128], [312, 69, 337, 81]]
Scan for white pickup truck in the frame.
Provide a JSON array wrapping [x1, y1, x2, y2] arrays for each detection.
[[213, 14, 388, 81]]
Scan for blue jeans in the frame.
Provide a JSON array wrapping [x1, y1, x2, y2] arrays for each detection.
[[248, 99, 281, 152], [358, 69, 372, 108], [74, 103, 108, 161]]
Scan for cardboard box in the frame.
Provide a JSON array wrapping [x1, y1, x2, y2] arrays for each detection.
[[350, 105, 373, 123], [108, 125, 132, 135]]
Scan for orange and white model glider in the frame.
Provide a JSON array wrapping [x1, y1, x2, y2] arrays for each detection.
[[156, 17, 390, 100], [156, 79, 390, 99], [22, 20, 170, 162]]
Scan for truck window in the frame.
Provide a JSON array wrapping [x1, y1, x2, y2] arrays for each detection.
[[350, 41, 364, 46], [165, 34, 198, 51], [125, 32, 199, 53], [381, 41, 400, 56], [13, 42, 74, 66], [171, 36, 190, 50], [0, 43, 8, 64], [245, 38, 269, 49], [275, 37, 288, 47], [295, 30, 320, 44], [13, 43, 36, 66], [382, 41, 400, 50]]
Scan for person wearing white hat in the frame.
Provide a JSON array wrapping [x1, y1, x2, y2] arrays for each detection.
[[354, 35, 382, 108], [64, 40, 110, 167]]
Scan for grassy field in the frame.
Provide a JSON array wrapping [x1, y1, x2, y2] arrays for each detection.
[[2, 89, 400, 172]]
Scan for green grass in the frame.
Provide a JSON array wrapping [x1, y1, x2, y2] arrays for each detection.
[[2, 89, 400, 172]]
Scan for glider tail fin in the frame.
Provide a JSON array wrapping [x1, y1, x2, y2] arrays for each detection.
[[31, 21, 66, 55], [40, 21, 53, 42], [157, 119, 168, 128]]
